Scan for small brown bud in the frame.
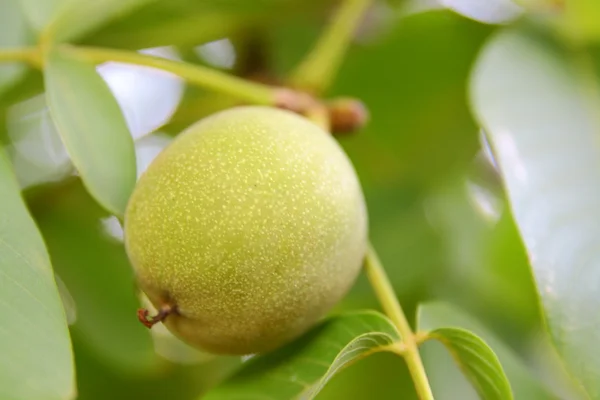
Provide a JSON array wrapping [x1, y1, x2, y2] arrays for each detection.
[[327, 98, 369, 135]]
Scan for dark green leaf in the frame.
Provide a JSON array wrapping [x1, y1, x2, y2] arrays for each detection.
[[425, 179, 543, 341], [471, 27, 600, 397], [316, 352, 416, 400], [80, 0, 330, 50], [480, 208, 543, 336], [419, 302, 564, 400], [428, 327, 513, 400], [49, 0, 155, 43], [0, 0, 31, 96], [44, 48, 136, 217], [72, 332, 241, 400], [336, 11, 492, 300], [204, 311, 400, 400], [31, 180, 159, 374], [330, 10, 493, 187], [0, 148, 75, 400], [18, 0, 153, 42]]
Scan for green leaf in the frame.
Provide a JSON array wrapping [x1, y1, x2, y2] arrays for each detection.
[[419, 302, 564, 400], [562, 0, 600, 42], [428, 327, 513, 400], [31, 180, 160, 374], [0, 0, 31, 96], [329, 10, 493, 187], [0, 148, 75, 400], [18, 0, 157, 43], [54, 273, 77, 325], [333, 10, 492, 300], [471, 27, 600, 397], [481, 209, 543, 335], [315, 352, 415, 400], [44, 48, 136, 217], [18, 0, 66, 33], [82, 10, 251, 51], [72, 332, 241, 400], [203, 310, 400, 400], [80, 0, 330, 50], [18, 0, 152, 41], [0, 70, 44, 146], [424, 180, 543, 340], [49, 0, 156, 43]]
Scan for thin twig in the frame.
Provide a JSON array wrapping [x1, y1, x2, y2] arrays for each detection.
[[364, 243, 434, 400]]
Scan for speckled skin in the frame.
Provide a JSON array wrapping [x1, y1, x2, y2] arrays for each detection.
[[124, 106, 368, 355]]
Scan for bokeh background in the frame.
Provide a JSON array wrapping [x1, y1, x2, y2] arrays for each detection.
[[1, 0, 585, 398]]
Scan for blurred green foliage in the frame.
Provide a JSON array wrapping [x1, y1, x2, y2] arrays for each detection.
[[31, 181, 159, 375], [2, 0, 598, 398]]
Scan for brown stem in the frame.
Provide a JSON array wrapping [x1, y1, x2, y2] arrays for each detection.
[[137, 304, 175, 329], [274, 88, 319, 114]]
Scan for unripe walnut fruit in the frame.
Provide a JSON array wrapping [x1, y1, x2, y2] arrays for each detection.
[[124, 106, 368, 355]]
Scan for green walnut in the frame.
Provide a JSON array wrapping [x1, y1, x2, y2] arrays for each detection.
[[124, 106, 368, 355]]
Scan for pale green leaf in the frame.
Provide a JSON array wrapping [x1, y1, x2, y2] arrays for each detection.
[[17, 0, 66, 33], [203, 310, 400, 400], [471, 28, 600, 398], [44, 48, 136, 217], [0, 148, 75, 400], [0, 0, 31, 96]]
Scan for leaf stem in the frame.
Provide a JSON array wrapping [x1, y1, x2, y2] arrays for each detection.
[[289, 0, 372, 93], [364, 243, 434, 400], [61, 45, 279, 106], [0, 47, 40, 66]]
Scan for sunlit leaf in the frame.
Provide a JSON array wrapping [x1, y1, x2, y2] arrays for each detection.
[[44, 48, 136, 217], [471, 27, 600, 397], [32, 180, 160, 374], [0, 148, 75, 400], [204, 311, 400, 400]]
